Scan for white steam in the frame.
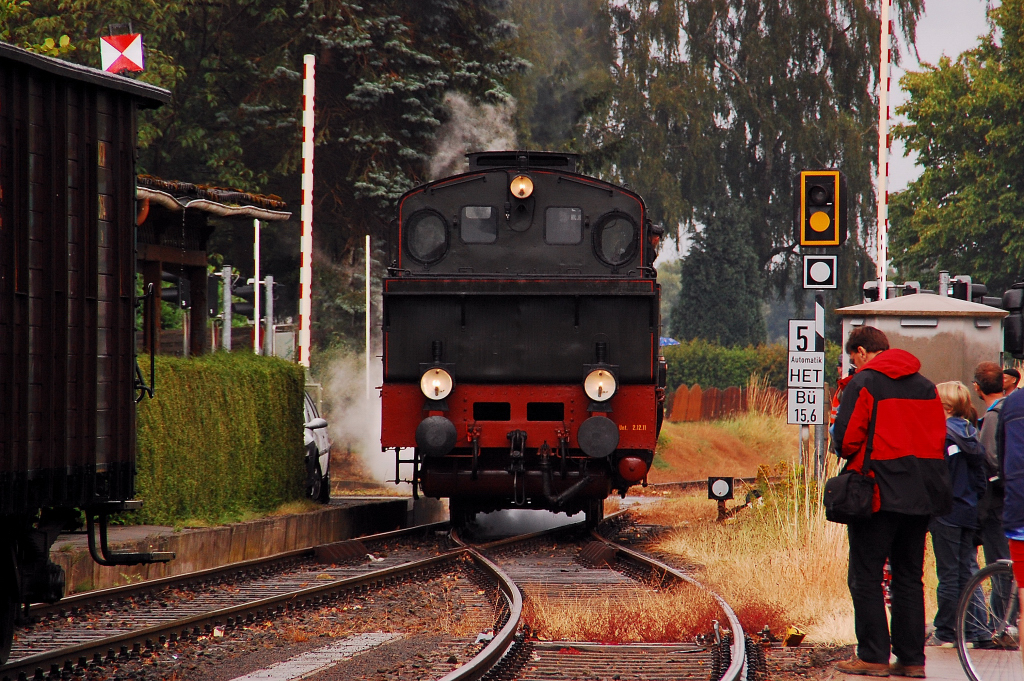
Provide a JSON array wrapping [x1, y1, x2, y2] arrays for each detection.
[[323, 352, 406, 488], [429, 92, 517, 179]]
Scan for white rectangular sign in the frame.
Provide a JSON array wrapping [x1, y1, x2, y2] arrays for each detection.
[[788, 388, 825, 425], [788, 319, 815, 352], [788, 352, 825, 388]]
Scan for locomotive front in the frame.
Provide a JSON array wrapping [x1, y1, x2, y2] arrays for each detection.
[[381, 152, 666, 524]]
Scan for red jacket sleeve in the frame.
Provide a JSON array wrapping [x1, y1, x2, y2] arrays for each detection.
[[833, 381, 875, 466]]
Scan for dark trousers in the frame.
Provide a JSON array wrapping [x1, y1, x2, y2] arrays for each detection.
[[930, 521, 985, 642], [978, 497, 1010, 566], [848, 511, 930, 666]]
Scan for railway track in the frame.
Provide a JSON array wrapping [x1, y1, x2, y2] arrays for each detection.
[[1, 522, 457, 680], [2, 512, 749, 681], [453, 520, 747, 681]]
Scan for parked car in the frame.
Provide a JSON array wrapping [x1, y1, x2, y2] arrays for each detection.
[[304, 392, 331, 503]]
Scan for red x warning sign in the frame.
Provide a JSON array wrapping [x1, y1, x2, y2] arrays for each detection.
[[100, 34, 144, 73]]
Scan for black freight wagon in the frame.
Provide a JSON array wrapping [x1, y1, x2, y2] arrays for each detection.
[[0, 43, 171, 662]]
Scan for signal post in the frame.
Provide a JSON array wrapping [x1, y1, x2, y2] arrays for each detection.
[[790, 169, 847, 477]]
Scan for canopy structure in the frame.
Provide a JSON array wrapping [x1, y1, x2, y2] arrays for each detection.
[[136, 176, 291, 356]]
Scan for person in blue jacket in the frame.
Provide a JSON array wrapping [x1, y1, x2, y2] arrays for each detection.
[[927, 382, 989, 647], [997, 368, 1024, 660]]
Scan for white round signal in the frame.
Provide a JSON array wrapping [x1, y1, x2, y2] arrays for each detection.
[[584, 369, 616, 402], [420, 368, 454, 400]]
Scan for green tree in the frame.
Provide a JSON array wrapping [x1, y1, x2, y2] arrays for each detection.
[[671, 201, 765, 346], [890, 0, 1024, 292], [583, 0, 923, 320], [503, 0, 614, 152], [1, 0, 524, 348]]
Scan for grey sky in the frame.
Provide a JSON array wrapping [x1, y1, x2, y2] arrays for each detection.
[[889, 0, 993, 191]]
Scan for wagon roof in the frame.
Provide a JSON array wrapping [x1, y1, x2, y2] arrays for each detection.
[[0, 41, 170, 107]]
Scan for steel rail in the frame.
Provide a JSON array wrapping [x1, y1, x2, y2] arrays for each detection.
[[473, 508, 630, 552], [590, 530, 746, 681], [1, 549, 466, 681], [439, 538, 523, 681], [26, 520, 449, 620], [438, 509, 631, 681], [4, 518, 586, 681]]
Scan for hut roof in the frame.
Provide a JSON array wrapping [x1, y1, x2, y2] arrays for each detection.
[[835, 293, 1007, 318]]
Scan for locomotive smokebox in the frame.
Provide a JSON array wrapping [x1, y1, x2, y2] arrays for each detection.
[[577, 417, 619, 458], [416, 416, 457, 456]]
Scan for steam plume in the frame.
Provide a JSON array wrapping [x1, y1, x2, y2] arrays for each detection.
[[429, 92, 517, 179]]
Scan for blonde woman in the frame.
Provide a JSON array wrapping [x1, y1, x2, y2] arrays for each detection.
[[927, 381, 990, 649]]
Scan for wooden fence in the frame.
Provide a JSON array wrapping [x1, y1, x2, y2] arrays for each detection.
[[666, 384, 786, 422]]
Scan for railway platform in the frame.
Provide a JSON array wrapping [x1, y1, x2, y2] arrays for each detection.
[[46, 495, 446, 596]]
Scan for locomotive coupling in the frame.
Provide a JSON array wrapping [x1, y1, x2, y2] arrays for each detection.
[[538, 442, 594, 507], [416, 415, 457, 456]]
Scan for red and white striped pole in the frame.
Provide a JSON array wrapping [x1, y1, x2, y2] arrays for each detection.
[[877, 0, 892, 300], [298, 54, 315, 367]]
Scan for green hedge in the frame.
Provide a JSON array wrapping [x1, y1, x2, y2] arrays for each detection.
[[663, 340, 841, 391], [132, 353, 306, 524]]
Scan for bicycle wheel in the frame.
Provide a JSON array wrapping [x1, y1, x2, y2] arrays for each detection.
[[956, 560, 1021, 681]]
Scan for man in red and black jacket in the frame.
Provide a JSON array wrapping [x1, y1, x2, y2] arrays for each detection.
[[832, 326, 951, 678]]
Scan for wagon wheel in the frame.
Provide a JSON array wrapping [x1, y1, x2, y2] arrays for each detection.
[[0, 541, 18, 665]]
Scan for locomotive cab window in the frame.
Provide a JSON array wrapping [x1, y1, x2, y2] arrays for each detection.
[[406, 210, 449, 264], [545, 207, 583, 244], [460, 206, 497, 244], [593, 212, 638, 266]]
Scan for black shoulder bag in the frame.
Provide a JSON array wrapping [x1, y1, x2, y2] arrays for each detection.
[[823, 403, 877, 524]]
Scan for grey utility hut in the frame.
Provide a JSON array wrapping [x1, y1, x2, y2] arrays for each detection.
[[835, 294, 1007, 414]]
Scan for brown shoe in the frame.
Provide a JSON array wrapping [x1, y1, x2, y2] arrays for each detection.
[[836, 657, 891, 677], [890, 661, 925, 678]]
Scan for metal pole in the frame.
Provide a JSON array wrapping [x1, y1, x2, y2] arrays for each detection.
[[182, 304, 190, 358], [298, 54, 316, 368], [253, 218, 261, 354], [876, 0, 892, 300], [366, 234, 371, 400], [222, 265, 232, 351], [814, 293, 826, 478], [264, 275, 275, 357]]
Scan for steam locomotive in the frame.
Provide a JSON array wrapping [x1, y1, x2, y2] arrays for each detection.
[[0, 44, 171, 663], [380, 151, 666, 526]]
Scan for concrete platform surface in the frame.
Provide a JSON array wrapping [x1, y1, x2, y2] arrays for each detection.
[[924, 647, 970, 681], [838, 647, 1022, 681], [48, 495, 446, 596]]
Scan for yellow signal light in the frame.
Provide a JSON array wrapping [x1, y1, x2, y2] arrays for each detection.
[[796, 170, 846, 247]]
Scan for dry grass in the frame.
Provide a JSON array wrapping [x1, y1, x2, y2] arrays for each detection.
[[651, 412, 797, 483], [635, 444, 854, 643], [746, 374, 787, 417], [523, 584, 723, 643]]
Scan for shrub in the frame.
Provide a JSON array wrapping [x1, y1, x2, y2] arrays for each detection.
[[663, 340, 785, 391], [663, 339, 841, 391], [131, 353, 306, 525]]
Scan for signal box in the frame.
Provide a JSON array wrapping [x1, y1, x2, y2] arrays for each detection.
[[794, 170, 848, 247]]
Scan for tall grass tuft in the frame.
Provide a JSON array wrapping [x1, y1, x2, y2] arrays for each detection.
[[746, 374, 786, 417], [648, 430, 856, 642], [131, 353, 306, 525], [523, 585, 723, 642]]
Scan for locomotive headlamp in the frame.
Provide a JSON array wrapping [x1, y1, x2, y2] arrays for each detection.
[[420, 367, 454, 400], [510, 175, 534, 199], [584, 369, 616, 402]]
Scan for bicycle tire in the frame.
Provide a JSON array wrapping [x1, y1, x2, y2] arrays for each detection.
[[955, 559, 1020, 681]]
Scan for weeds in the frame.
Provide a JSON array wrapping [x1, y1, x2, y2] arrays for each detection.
[[643, 441, 855, 643], [523, 585, 722, 642]]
